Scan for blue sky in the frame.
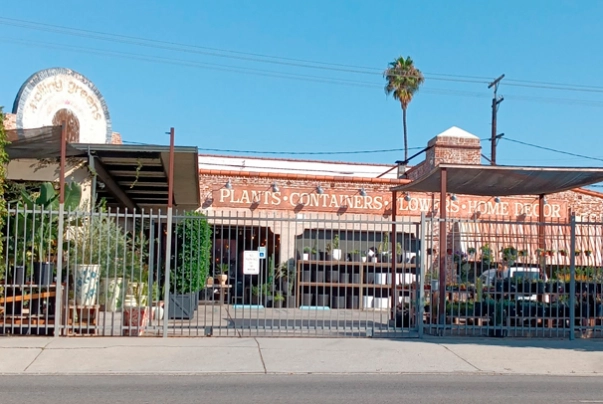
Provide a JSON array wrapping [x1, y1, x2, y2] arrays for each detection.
[[2, 0, 603, 171]]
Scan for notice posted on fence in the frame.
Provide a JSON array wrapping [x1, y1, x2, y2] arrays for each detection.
[[243, 250, 260, 275]]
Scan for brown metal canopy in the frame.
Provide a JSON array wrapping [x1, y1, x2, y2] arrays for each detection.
[[391, 163, 603, 196]]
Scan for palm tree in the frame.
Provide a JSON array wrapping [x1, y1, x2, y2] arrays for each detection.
[[384, 56, 425, 162]]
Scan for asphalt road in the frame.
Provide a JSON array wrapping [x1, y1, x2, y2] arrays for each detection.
[[0, 374, 601, 404]]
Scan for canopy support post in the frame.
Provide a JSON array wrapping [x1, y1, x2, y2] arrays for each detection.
[[438, 168, 448, 329], [390, 190, 397, 321]]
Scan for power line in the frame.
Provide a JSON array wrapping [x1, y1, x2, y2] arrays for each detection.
[[0, 17, 488, 84], [501, 137, 603, 164], [5, 37, 603, 108], [5, 17, 603, 93]]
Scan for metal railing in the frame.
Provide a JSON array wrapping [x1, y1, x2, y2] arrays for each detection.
[[2, 205, 603, 339]]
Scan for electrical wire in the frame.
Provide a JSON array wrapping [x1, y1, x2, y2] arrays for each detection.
[[501, 137, 603, 164], [4, 37, 603, 107], [4, 16, 603, 93]]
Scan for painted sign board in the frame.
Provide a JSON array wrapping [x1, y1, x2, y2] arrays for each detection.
[[211, 186, 568, 219], [243, 250, 260, 275], [12, 67, 112, 143]]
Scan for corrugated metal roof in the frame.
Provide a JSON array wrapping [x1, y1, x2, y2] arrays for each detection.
[[392, 164, 603, 196]]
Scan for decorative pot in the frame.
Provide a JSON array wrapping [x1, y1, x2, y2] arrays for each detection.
[[303, 253, 309, 261], [332, 249, 342, 261], [216, 274, 228, 286], [99, 277, 123, 312], [361, 256, 367, 263], [74, 264, 101, 306]]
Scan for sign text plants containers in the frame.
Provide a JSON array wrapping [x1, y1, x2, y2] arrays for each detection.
[[169, 211, 212, 320]]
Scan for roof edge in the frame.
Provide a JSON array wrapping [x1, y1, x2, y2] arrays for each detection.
[[198, 168, 410, 185], [574, 188, 603, 199]]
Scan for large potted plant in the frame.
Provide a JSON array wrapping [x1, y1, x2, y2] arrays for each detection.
[[19, 182, 82, 286], [168, 211, 212, 320], [123, 281, 150, 336]]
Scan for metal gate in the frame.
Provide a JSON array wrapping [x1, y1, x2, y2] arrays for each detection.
[[1, 206, 423, 338]]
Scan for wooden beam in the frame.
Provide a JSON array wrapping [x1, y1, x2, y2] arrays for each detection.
[[92, 157, 137, 210], [0, 291, 57, 304]]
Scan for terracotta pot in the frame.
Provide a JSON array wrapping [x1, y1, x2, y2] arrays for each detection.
[[122, 307, 150, 336], [217, 274, 228, 286]]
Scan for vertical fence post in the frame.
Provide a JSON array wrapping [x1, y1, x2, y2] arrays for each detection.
[[162, 127, 175, 338], [569, 214, 576, 341], [54, 122, 67, 338], [418, 212, 426, 338]]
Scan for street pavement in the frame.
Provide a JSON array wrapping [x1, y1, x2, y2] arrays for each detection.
[[0, 374, 602, 404], [1, 336, 603, 376]]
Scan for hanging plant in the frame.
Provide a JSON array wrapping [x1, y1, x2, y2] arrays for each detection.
[[559, 249, 568, 257]]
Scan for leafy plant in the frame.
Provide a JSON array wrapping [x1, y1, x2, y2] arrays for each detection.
[[171, 211, 212, 294], [378, 233, 390, 255], [467, 247, 476, 255], [501, 246, 517, 265], [480, 244, 493, 264], [303, 247, 311, 253], [274, 291, 285, 302], [332, 234, 340, 249], [219, 263, 229, 274]]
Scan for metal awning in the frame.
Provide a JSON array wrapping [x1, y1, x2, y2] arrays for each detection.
[[77, 143, 200, 211], [5, 127, 200, 210], [391, 164, 603, 196]]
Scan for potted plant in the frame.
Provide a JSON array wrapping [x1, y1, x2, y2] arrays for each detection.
[[19, 182, 82, 286], [273, 291, 285, 308], [378, 233, 391, 263], [559, 249, 568, 257], [361, 251, 367, 263], [169, 211, 212, 320], [396, 242, 403, 263], [123, 281, 150, 336], [546, 249, 555, 257], [467, 247, 476, 256], [302, 247, 311, 261], [349, 249, 360, 262], [585, 250, 593, 257], [331, 234, 342, 261], [216, 263, 229, 286], [518, 249, 528, 258], [501, 246, 517, 266], [251, 285, 262, 305], [575, 250, 582, 257]]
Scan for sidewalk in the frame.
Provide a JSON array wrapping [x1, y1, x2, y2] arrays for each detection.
[[1, 336, 603, 376]]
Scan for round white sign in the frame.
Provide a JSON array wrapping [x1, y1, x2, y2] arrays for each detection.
[[12, 67, 112, 143]]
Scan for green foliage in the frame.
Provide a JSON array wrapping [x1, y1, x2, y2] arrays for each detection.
[[501, 246, 517, 266], [10, 182, 82, 263], [332, 234, 340, 249], [67, 203, 146, 280], [171, 211, 212, 294], [384, 56, 424, 160]]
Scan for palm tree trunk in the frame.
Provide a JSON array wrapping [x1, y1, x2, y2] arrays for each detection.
[[402, 106, 408, 161]]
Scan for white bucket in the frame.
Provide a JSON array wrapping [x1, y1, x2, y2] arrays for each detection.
[[373, 297, 390, 309], [362, 296, 374, 309], [74, 264, 100, 306]]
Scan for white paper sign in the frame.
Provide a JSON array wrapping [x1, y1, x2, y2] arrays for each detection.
[[243, 250, 260, 275]]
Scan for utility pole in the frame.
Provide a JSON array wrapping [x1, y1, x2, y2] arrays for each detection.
[[488, 74, 505, 165]]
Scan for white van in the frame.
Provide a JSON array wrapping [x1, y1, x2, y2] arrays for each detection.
[[479, 267, 548, 301]]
